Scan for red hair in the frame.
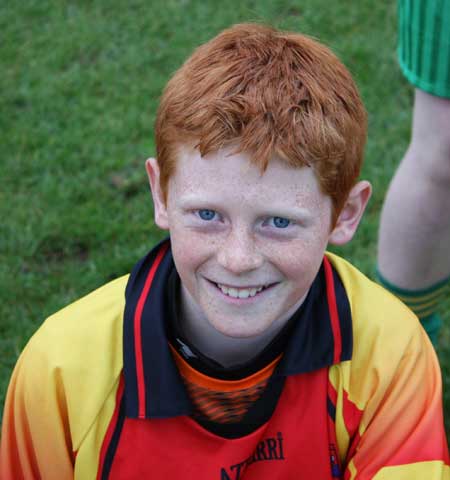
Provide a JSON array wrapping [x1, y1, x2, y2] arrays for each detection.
[[155, 23, 367, 221]]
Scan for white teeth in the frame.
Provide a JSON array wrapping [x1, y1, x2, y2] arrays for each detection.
[[229, 288, 238, 298], [216, 283, 266, 299]]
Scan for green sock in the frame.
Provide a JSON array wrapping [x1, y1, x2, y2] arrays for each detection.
[[376, 270, 449, 346]]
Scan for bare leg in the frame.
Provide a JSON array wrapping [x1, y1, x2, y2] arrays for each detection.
[[378, 89, 450, 290]]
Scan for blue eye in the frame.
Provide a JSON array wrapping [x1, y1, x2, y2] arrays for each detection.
[[198, 209, 216, 221], [272, 216, 290, 228]]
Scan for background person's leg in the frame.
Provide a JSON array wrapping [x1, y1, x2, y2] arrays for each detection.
[[377, 89, 450, 343]]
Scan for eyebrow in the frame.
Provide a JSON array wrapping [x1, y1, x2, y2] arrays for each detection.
[[176, 196, 222, 210], [178, 195, 314, 221]]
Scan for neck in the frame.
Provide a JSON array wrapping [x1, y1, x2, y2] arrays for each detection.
[[179, 285, 307, 367]]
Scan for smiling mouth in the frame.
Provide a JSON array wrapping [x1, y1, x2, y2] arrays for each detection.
[[212, 282, 276, 299]]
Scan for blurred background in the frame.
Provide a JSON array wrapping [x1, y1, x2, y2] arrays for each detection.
[[1, 0, 448, 433]]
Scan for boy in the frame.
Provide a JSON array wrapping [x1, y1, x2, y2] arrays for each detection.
[[0, 23, 449, 479]]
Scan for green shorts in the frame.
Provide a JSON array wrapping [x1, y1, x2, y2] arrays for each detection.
[[398, 0, 450, 97]]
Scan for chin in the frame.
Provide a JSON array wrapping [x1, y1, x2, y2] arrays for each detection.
[[209, 317, 271, 339]]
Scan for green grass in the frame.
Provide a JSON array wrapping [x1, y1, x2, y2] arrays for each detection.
[[1, 0, 449, 439]]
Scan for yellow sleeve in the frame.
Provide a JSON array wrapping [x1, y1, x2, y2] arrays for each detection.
[[327, 253, 450, 480], [0, 337, 74, 480], [344, 329, 450, 479], [0, 276, 127, 480]]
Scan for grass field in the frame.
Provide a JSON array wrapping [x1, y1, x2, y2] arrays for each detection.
[[1, 0, 449, 440]]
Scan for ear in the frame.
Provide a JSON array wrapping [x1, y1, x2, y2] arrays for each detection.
[[328, 181, 372, 245], [145, 158, 169, 230]]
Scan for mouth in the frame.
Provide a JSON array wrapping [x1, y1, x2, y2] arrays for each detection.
[[210, 281, 278, 299]]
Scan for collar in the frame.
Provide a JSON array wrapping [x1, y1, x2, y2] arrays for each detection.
[[123, 239, 352, 419]]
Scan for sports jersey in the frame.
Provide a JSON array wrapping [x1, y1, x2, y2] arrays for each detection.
[[0, 240, 449, 479]]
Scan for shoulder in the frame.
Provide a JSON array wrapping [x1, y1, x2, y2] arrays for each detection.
[[16, 275, 128, 447], [325, 251, 420, 343], [38, 274, 127, 341], [325, 252, 434, 402], [325, 259, 449, 475], [29, 275, 128, 366], [326, 252, 437, 410], [325, 254, 446, 466]]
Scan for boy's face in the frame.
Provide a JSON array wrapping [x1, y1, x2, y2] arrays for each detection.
[[147, 145, 367, 339]]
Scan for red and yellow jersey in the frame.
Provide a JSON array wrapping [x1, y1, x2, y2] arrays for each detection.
[[0, 240, 449, 479]]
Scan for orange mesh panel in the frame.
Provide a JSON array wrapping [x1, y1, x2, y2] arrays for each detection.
[[170, 346, 280, 423]]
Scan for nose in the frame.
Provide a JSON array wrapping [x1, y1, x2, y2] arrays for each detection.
[[216, 226, 264, 275]]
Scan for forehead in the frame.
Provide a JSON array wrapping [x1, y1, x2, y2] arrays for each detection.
[[168, 144, 327, 206]]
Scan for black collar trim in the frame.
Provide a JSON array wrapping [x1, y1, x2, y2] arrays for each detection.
[[123, 239, 352, 419]]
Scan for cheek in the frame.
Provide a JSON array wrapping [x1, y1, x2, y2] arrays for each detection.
[[169, 227, 216, 281], [171, 234, 200, 272], [167, 212, 199, 265], [271, 235, 329, 283]]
